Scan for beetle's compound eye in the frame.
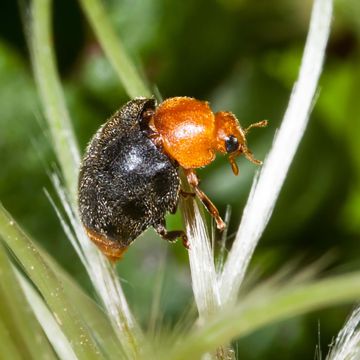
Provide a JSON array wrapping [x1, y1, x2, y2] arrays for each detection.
[[225, 135, 239, 153]]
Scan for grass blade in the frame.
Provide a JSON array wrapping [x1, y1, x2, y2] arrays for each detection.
[[30, 0, 80, 204], [79, 0, 151, 98], [0, 203, 102, 359], [164, 272, 360, 360], [16, 271, 77, 360], [37, 246, 126, 359], [0, 243, 56, 360], [180, 175, 233, 359], [180, 195, 220, 319], [29, 0, 143, 355], [326, 306, 360, 360], [0, 318, 22, 360], [220, 0, 333, 303]]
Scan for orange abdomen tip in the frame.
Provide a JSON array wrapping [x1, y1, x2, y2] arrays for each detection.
[[84, 227, 128, 262]]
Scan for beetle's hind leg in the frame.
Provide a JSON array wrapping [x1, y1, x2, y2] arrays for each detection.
[[155, 223, 190, 249], [185, 169, 226, 231], [180, 189, 196, 198]]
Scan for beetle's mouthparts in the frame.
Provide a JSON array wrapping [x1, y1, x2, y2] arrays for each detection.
[[228, 145, 263, 175], [228, 154, 239, 175]]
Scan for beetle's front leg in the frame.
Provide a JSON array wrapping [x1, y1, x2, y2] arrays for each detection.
[[184, 169, 226, 231]]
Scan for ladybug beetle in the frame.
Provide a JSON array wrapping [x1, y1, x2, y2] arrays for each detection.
[[78, 97, 266, 261]]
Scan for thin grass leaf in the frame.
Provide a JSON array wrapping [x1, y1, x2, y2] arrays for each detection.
[[19, 236, 126, 359], [15, 270, 77, 360], [0, 242, 56, 360], [30, 0, 80, 204], [180, 176, 233, 359], [163, 272, 360, 360], [29, 0, 143, 355], [220, 0, 333, 303], [326, 306, 360, 360], [147, 256, 167, 337], [78, 0, 151, 98], [181, 194, 220, 320], [0, 203, 102, 359], [36, 244, 125, 359]]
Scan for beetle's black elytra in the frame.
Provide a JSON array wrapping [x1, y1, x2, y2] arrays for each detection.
[[78, 98, 185, 260]]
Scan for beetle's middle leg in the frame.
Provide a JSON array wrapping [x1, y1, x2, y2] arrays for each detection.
[[184, 169, 226, 231], [155, 223, 190, 249]]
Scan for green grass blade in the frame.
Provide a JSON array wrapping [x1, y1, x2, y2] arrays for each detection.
[[30, 0, 80, 203], [0, 242, 56, 360], [0, 317, 23, 360], [38, 246, 126, 359], [79, 0, 151, 98], [163, 272, 360, 360], [16, 271, 77, 360], [0, 203, 102, 360], [30, 0, 140, 354]]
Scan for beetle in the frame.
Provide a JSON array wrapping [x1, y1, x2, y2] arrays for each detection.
[[78, 97, 266, 261]]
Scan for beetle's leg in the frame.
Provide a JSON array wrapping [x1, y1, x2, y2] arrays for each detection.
[[140, 108, 166, 149], [139, 108, 155, 128], [155, 223, 190, 249], [184, 169, 226, 231], [148, 132, 164, 148], [180, 189, 196, 198]]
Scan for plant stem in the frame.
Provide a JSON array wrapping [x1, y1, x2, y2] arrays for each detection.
[[31, 0, 80, 204], [220, 0, 333, 303], [79, 0, 151, 99]]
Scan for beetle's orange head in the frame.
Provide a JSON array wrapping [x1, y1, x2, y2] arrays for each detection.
[[214, 111, 267, 175]]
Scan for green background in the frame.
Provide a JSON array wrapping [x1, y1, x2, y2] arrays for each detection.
[[0, 0, 359, 358]]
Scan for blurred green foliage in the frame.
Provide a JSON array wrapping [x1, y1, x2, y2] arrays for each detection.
[[0, 0, 359, 358]]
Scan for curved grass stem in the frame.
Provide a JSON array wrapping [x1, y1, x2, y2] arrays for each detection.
[[78, 0, 151, 99], [31, 0, 80, 204], [220, 0, 333, 304]]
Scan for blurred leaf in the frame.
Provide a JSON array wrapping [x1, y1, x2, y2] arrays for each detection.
[[161, 272, 360, 360], [0, 203, 102, 359], [0, 317, 22, 360], [318, 61, 353, 136], [79, 0, 151, 98], [108, 0, 161, 52], [78, 51, 126, 109], [38, 246, 125, 359], [336, 0, 360, 37], [16, 271, 77, 360], [0, 242, 56, 360]]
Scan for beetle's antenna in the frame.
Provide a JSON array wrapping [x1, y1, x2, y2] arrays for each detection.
[[228, 145, 262, 175], [244, 120, 268, 135]]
